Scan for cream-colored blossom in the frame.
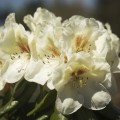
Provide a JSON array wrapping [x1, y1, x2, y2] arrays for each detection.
[[48, 52, 111, 114], [24, 7, 62, 32], [0, 13, 31, 89], [47, 16, 120, 114], [61, 16, 120, 72], [24, 8, 62, 85]]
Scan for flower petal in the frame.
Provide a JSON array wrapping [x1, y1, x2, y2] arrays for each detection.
[[55, 83, 84, 115], [24, 7, 62, 31], [4, 55, 28, 83], [91, 90, 111, 110], [79, 82, 111, 110], [0, 79, 6, 91], [25, 58, 59, 85]]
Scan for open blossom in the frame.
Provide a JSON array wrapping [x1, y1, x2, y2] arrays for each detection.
[[24, 7, 61, 32], [24, 8, 62, 85], [0, 13, 31, 89], [47, 15, 120, 114], [61, 16, 120, 72], [48, 53, 111, 114]]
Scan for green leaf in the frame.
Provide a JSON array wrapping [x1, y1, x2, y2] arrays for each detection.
[[27, 90, 57, 116], [14, 81, 37, 107], [7, 82, 37, 118], [50, 109, 68, 120], [13, 80, 29, 99], [0, 99, 18, 117], [36, 115, 48, 120]]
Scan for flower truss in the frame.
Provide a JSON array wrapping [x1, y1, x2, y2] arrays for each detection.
[[0, 14, 31, 90], [47, 16, 120, 114], [0, 7, 120, 117]]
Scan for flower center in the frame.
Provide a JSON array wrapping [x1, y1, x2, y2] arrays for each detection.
[[17, 36, 30, 53], [10, 36, 30, 61], [72, 35, 93, 53], [48, 46, 60, 57], [71, 65, 89, 88], [41, 43, 60, 64]]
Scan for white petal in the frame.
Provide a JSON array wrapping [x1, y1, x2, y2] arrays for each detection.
[[91, 90, 111, 110], [5, 13, 16, 27], [47, 80, 55, 90], [0, 79, 6, 91], [24, 7, 62, 31], [78, 81, 110, 110], [55, 83, 84, 115], [4, 56, 28, 83], [25, 58, 58, 85], [56, 96, 83, 115], [102, 73, 112, 88], [25, 58, 44, 84]]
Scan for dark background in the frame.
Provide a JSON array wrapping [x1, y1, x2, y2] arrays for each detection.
[[0, 0, 120, 108], [0, 0, 120, 37]]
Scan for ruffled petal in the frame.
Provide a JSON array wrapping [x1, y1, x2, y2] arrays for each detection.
[[4, 55, 28, 83], [24, 7, 62, 31], [55, 83, 84, 115], [91, 90, 111, 110], [25, 58, 59, 85], [78, 82, 111, 110]]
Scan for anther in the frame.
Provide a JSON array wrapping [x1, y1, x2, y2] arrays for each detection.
[[80, 80, 83, 88]]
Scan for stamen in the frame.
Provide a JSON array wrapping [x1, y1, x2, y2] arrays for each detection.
[[79, 80, 83, 88], [64, 55, 68, 63], [17, 36, 30, 53], [18, 69, 24, 73], [43, 61, 45, 64], [18, 55, 21, 58]]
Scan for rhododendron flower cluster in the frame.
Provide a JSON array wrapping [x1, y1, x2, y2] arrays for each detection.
[[0, 7, 120, 115]]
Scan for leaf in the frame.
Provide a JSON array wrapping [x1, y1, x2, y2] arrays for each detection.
[[36, 115, 48, 120], [27, 90, 57, 116], [13, 80, 29, 99], [50, 109, 68, 120], [7, 81, 37, 119], [14, 81, 37, 108], [0, 99, 18, 117]]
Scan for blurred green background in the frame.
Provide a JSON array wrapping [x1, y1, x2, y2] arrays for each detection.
[[0, 0, 120, 109]]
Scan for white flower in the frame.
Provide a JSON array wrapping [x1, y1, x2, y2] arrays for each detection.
[[49, 52, 111, 114], [0, 13, 31, 86], [24, 7, 62, 32], [61, 16, 120, 72], [24, 8, 62, 85], [47, 15, 120, 114]]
